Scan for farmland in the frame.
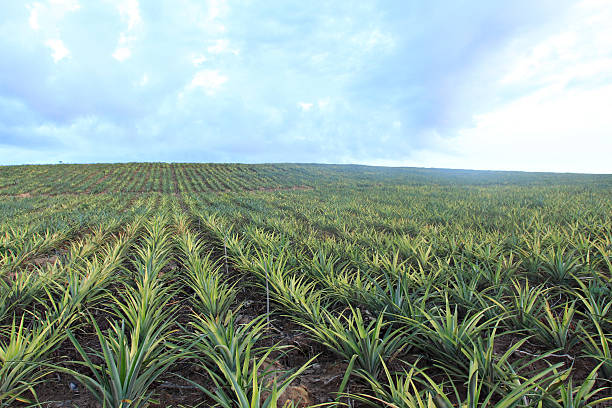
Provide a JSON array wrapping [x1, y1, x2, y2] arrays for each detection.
[[1, 163, 611, 407]]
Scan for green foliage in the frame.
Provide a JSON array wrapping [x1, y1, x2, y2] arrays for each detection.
[[532, 301, 582, 352], [65, 318, 178, 408], [299, 306, 407, 379], [408, 297, 496, 370], [0, 315, 67, 406], [1, 163, 611, 406]]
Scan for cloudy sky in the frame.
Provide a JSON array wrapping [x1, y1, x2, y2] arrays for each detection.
[[1, 0, 611, 173]]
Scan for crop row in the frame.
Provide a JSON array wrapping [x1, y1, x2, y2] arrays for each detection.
[[0, 171, 611, 406], [3, 164, 612, 197], [0, 163, 320, 195]]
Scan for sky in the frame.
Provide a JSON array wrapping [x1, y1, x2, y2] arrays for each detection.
[[1, 0, 611, 173]]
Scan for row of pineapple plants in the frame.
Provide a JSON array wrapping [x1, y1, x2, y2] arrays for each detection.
[[0, 163, 332, 196], [1, 177, 610, 406], [188, 191, 611, 407]]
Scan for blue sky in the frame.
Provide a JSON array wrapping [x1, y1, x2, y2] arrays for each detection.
[[1, 0, 611, 173]]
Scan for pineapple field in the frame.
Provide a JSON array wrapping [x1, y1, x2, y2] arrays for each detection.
[[0, 163, 611, 407]]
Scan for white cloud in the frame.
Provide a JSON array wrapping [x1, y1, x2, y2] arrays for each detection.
[[113, 46, 131, 62], [111, 0, 141, 62], [117, 0, 141, 30], [27, 0, 80, 31], [49, 0, 80, 12], [208, 39, 228, 54], [5, 0, 611, 170], [188, 70, 228, 94], [418, 82, 612, 173], [500, 0, 612, 89], [298, 102, 313, 111], [206, 38, 239, 56], [207, 0, 226, 22], [418, 0, 612, 173], [187, 0, 227, 34], [27, 2, 42, 30], [317, 99, 330, 110], [192, 54, 207, 66], [45, 38, 70, 62]]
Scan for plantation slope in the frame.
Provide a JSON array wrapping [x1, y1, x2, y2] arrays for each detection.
[[1, 164, 611, 407], [1, 163, 611, 197]]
